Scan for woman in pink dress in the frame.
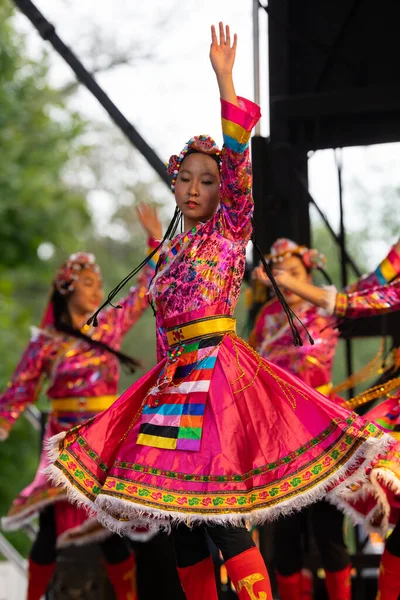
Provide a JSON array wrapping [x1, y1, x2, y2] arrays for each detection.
[[266, 252, 400, 599], [0, 205, 161, 600], [47, 24, 395, 600], [250, 238, 400, 600]]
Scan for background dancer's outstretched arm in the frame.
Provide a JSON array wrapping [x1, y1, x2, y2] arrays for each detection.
[[253, 239, 400, 312]]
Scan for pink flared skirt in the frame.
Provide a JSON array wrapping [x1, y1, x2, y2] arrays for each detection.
[[47, 305, 396, 536]]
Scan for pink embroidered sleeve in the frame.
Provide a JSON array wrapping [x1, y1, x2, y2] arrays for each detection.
[[335, 279, 400, 319], [218, 97, 261, 242], [345, 245, 400, 293], [99, 238, 160, 340], [0, 334, 48, 434]]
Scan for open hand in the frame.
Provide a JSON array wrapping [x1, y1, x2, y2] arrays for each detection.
[[253, 266, 295, 290], [252, 265, 272, 287], [210, 22, 237, 78], [136, 203, 162, 240]]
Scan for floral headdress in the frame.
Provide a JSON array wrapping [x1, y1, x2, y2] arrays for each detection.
[[266, 238, 327, 270], [167, 135, 222, 192], [54, 252, 101, 295]]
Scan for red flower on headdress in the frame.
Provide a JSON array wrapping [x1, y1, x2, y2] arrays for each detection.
[[167, 154, 179, 176], [192, 137, 215, 152], [266, 238, 326, 270], [301, 248, 327, 270]]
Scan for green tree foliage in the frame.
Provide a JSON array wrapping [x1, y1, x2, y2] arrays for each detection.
[[0, 0, 90, 270], [0, 0, 90, 555]]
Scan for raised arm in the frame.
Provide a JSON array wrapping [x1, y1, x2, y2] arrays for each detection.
[[211, 23, 261, 242], [253, 265, 334, 310], [99, 204, 161, 339], [0, 333, 48, 440]]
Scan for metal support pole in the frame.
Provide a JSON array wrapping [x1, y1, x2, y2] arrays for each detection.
[[252, 0, 261, 135], [336, 149, 355, 397], [293, 162, 362, 278], [0, 533, 26, 576]]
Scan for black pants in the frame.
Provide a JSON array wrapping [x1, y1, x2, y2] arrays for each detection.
[[386, 519, 400, 557], [30, 505, 131, 565], [274, 501, 350, 576], [172, 523, 255, 568]]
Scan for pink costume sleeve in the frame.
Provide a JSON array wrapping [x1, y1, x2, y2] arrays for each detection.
[[0, 333, 49, 434], [345, 245, 400, 293], [99, 237, 160, 340], [217, 97, 261, 242], [335, 279, 400, 319]]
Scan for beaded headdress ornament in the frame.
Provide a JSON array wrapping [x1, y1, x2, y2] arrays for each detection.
[[266, 238, 326, 271], [54, 252, 101, 296], [167, 135, 222, 192]]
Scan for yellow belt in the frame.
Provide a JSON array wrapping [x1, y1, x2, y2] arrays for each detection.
[[167, 316, 236, 348], [51, 395, 117, 413], [315, 382, 333, 397]]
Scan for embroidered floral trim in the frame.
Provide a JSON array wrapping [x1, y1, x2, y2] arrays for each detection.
[[72, 416, 373, 482], [54, 422, 381, 512], [6, 487, 65, 517]]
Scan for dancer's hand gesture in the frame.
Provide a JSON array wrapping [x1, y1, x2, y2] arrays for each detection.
[[210, 22, 237, 78], [252, 266, 272, 287], [136, 203, 162, 240]]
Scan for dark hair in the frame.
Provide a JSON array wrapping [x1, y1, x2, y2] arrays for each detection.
[[88, 208, 313, 347], [183, 149, 222, 170], [51, 288, 140, 373]]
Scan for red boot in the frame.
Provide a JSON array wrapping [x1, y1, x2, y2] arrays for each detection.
[[225, 547, 273, 599], [376, 548, 400, 600], [301, 569, 313, 599], [105, 554, 137, 600], [325, 564, 351, 600], [27, 559, 56, 600], [276, 571, 303, 600], [177, 556, 218, 599]]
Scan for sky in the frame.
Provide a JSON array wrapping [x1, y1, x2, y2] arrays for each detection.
[[15, 0, 400, 266]]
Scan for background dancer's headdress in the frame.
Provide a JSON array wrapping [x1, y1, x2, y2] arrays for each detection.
[[167, 135, 222, 192], [40, 252, 101, 328], [40, 252, 140, 372], [266, 238, 327, 271], [53, 252, 100, 296]]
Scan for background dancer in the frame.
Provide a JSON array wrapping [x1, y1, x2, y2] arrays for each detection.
[[251, 238, 400, 600], [264, 247, 400, 600], [0, 204, 161, 600]]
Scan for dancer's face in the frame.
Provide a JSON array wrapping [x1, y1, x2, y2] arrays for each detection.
[[174, 153, 220, 229], [67, 269, 104, 316], [273, 255, 311, 307]]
